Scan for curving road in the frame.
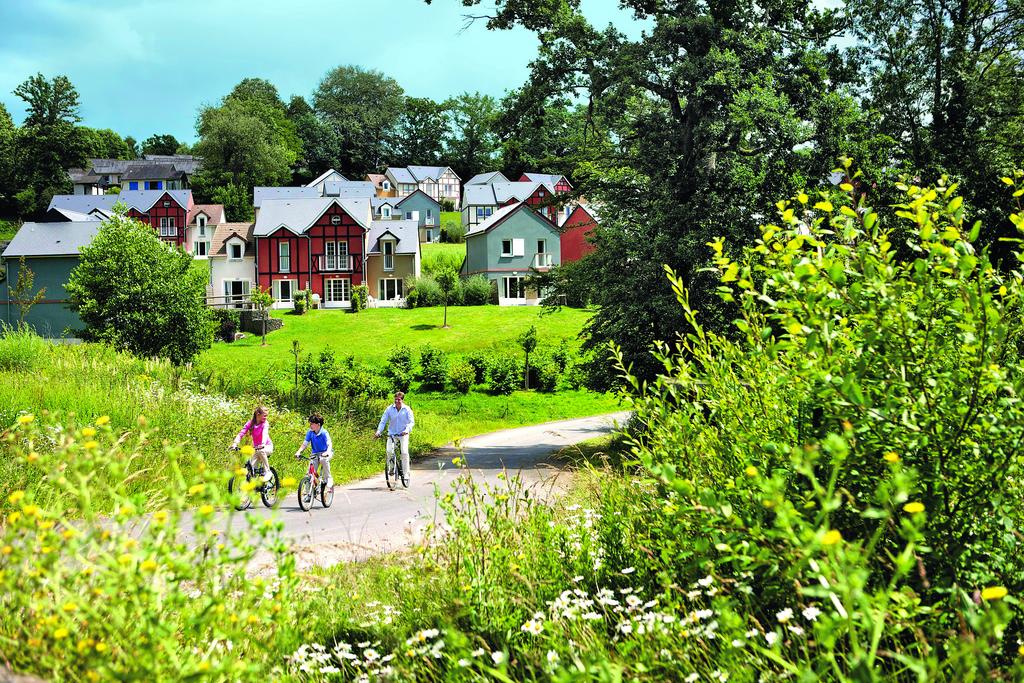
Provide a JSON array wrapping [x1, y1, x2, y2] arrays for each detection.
[[226, 412, 630, 571]]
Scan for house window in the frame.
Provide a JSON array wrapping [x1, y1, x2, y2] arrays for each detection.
[[223, 280, 250, 307], [383, 241, 394, 271], [198, 215, 207, 228], [229, 242, 243, 260], [128, 181, 138, 191], [539, 189, 545, 198], [194, 241, 209, 256], [425, 229, 433, 242], [331, 215, 342, 226], [426, 209, 433, 222], [503, 277, 525, 300], [378, 278, 404, 301], [159, 217, 176, 237], [537, 239, 546, 254], [382, 180, 390, 190], [501, 239, 513, 257], [274, 279, 295, 302], [405, 211, 412, 220], [382, 206, 391, 218], [325, 241, 349, 270], [278, 242, 291, 273], [325, 278, 351, 303]]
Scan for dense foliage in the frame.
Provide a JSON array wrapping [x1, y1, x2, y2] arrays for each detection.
[[66, 211, 213, 364]]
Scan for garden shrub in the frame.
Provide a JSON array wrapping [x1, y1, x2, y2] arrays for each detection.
[[422, 251, 463, 278], [384, 345, 414, 393], [550, 338, 576, 372], [0, 324, 48, 371], [419, 344, 449, 389], [462, 275, 491, 306], [486, 353, 519, 395], [406, 276, 443, 308], [210, 309, 240, 343], [465, 351, 488, 384], [536, 359, 560, 392], [292, 291, 307, 315], [449, 361, 475, 394], [352, 284, 369, 312]]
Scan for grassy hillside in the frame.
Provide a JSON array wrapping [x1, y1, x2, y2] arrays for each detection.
[[421, 241, 465, 272]]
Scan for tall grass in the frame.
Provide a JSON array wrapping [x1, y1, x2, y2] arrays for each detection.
[[0, 323, 49, 371]]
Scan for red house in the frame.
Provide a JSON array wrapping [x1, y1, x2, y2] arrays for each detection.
[[499, 182, 567, 224], [518, 173, 572, 194], [253, 197, 371, 308], [46, 190, 193, 248], [559, 204, 599, 263]]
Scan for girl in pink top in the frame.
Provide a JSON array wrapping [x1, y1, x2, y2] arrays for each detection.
[[231, 405, 274, 479]]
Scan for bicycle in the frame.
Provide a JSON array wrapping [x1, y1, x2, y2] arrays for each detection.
[[297, 453, 334, 511], [227, 446, 279, 511], [384, 434, 409, 491]]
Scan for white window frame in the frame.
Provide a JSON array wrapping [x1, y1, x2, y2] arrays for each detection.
[[383, 240, 395, 271], [425, 228, 433, 242], [378, 278, 404, 301], [382, 206, 391, 218], [274, 279, 296, 303], [501, 239, 513, 257], [197, 214, 207, 228], [278, 242, 290, 273], [159, 216, 176, 237], [194, 240, 210, 257], [325, 278, 351, 304], [228, 242, 243, 261], [223, 279, 250, 307], [426, 209, 433, 222], [503, 276, 525, 300], [382, 180, 391, 190]]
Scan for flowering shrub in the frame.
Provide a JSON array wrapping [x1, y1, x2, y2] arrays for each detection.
[[0, 412, 298, 680]]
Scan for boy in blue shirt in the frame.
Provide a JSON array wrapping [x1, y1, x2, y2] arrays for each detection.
[[294, 413, 334, 488]]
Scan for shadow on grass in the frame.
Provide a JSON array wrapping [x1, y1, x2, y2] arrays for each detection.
[[409, 324, 438, 331]]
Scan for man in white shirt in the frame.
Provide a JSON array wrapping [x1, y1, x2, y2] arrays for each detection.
[[375, 391, 415, 483]]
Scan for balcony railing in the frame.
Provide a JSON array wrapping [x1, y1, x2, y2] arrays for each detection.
[[532, 253, 555, 268], [318, 254, 352, 272]]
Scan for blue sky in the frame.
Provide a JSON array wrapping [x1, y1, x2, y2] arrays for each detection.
[[0, 0, 646, 144]]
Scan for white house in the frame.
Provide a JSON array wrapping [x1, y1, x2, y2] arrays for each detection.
[[208, 223, 256, 307], [186, 204, 226, 258]]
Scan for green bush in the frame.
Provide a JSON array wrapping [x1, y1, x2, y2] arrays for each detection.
[[536, 359, 560, 392], [384, 345, 414, 393], [0, 324, 48, 371], [422, 251, 463, 278], [462, 275, 491, 306], [465, 351, 488, 384], [486, 354, 519, 395], [418, 344, 449, 390], [210, 309, 240, 342], [449, 361, 475, 394], [352, 284, 369, 312], [440, 222, 465, 243], [407, 276, 443, 308], [292, 291, 306, 315]]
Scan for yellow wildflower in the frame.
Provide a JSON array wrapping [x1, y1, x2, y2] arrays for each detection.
[[199, 504, 214, 516], [903, 502, 925, 514], [95, 642, 108, 653], [8, 490, 24, 505], [141, 559, 158, 572], [62, 602, 77, 613], [281, 477, 297, 488], [87, 671, 100, 682], [1, 545, 11, 555], [82, 427, 97, 438], [883, 452, 900, 463], [17, 414, 34, 425], [22, 504, 40, 517], [53, 628, 69, 640], [118, 554, 133, 565], [96, 415, 110, 426], [37, 519, 54, 530], [83, 441, 99, 450], [744, 465, 758, 477], [240, 445, 255, 457], [188, 483, 206, 496], [7, 512, 20, 525], [247, 615, 259, 624], [981, 586, 1008, 601], [822, 529, 843, 546], [153, 510, 169, 524], [26, 452, 38, 463]]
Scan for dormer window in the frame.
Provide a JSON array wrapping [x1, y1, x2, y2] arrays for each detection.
[[382, 206, 391, 218], [229, 242, 243, 260], [382, 180, 390, 190], [197, 215, 207, 228], [331, 214, 342, 226]]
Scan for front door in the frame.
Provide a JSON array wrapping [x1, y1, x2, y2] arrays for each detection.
[[324, 278, 351, 308]]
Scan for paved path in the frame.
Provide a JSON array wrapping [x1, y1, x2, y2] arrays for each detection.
[[225, 412, 629, 570]]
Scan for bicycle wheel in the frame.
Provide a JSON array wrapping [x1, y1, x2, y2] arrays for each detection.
[[385, 453, 396, 491], [261, 466, 279, 507], [297, 475, 314, 511], [399, 458, 409, 489], [228, 463, 253, 511], [320, 480, 334, 508]]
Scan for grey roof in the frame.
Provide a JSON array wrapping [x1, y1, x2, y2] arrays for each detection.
[[323, 180, 376, 198], [253, 186, 321, 208], [306, 168, 348, 187], [122, 164, 186, 181], [466, 171, 509, 185], [68, 168, 101, 184], [47, 207, 101, 222], [371, 196, 401, 210], [521, 172, 569, 187], [48, 190, 191, 215], [86, 155, 203, 176], [408, 165, 457, 182], [466, 202, 523, 236], [462, 181, 548, 207], [140, 154, 203, 174], [396, 190, 440, 208], [387, 167, 416, 184], [2, 221, 101, 258], [254, 197, 372, 236], [367, 220, 419, 254]]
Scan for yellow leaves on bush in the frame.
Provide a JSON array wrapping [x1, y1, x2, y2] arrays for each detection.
[[814, 201, 833, 212]]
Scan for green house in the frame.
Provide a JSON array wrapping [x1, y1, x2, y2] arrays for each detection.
[[462, 202, 560, 305], [0, 221, 99, 337]]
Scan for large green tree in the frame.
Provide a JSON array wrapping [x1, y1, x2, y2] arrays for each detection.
[[11, 73, 84, 217], [442, 0, 862, 384], [66, 209, 213, 364], [79, 127, 133, 160], [392, 97, 448, 167], [443, 92, 500, 180], [140, 134, 180, 156], [312, 65, 405, 175], [0, 104, 16, 212]]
